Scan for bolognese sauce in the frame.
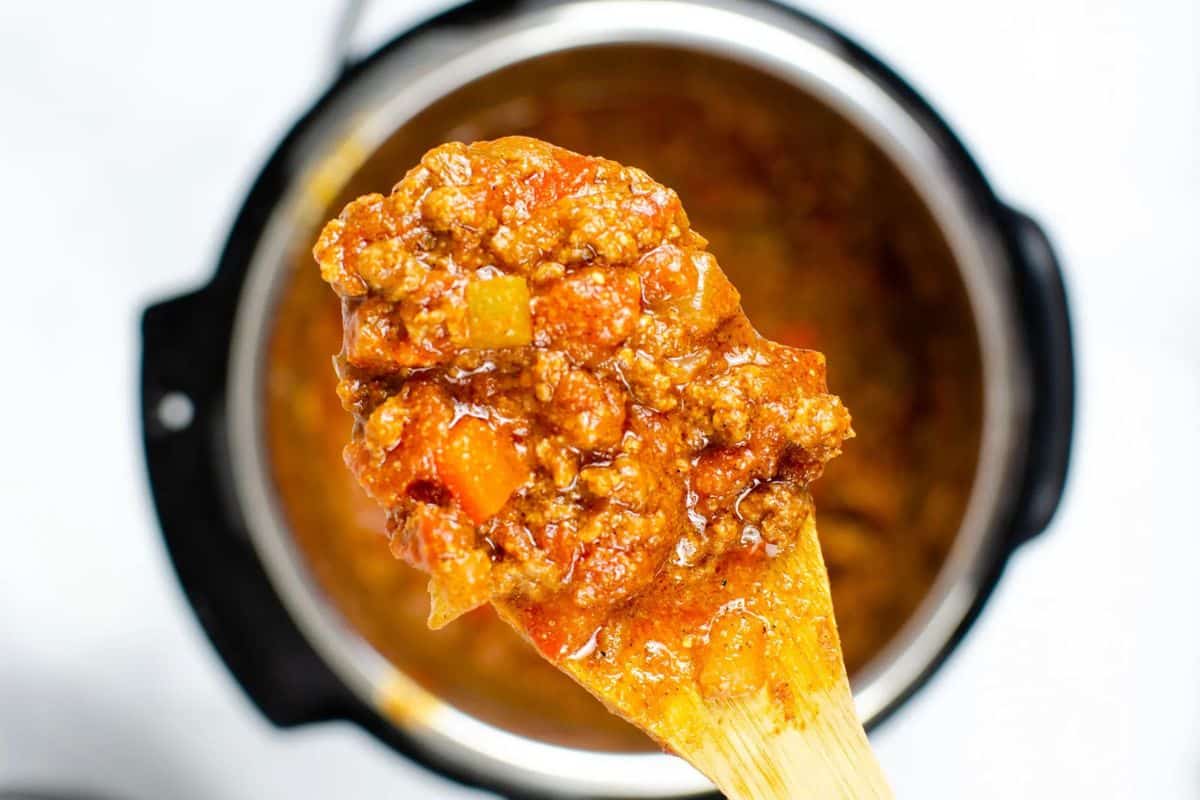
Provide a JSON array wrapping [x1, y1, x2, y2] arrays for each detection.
[[313, 137, 853, 686]]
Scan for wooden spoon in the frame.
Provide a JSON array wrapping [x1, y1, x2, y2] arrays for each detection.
[[314, 136, 894, 798]]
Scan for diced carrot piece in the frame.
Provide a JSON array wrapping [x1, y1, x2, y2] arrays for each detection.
[[466, 275, 532, 348], [436, 417, 528, 523]]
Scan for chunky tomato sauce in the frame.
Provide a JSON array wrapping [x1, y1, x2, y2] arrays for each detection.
[[314, 137, 853, 707]]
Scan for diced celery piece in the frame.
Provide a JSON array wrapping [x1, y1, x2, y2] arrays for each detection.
[[466, 275, 533, 348]]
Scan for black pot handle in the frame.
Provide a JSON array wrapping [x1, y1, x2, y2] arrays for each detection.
[[141, 289, 359, 728], [1001, 206, 1075, 547]]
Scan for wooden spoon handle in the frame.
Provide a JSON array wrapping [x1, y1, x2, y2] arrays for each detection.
[[691, 682, 893, 799]]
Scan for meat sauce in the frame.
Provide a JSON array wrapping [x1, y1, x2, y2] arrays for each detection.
[[314, 138, 853, 691]]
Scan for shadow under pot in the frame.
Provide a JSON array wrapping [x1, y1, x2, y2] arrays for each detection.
[[140, 1, 1074, 797]]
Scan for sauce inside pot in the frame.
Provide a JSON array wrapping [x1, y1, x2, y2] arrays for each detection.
[[264, 48, 981, 751]]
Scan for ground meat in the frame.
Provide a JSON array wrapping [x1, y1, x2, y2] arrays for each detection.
[[314, 136, 852, 655]]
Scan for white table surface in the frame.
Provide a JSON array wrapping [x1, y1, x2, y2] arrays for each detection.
[[2, 1, 1197, 797]]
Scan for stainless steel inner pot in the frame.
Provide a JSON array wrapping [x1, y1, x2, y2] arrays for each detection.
[[207, 1, 1040, 796]]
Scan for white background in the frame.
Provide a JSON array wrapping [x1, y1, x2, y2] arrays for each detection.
[[1, 0, 1197, 797]]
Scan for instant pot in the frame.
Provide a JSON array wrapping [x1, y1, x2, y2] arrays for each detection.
[[140, 1, 1074, 797]]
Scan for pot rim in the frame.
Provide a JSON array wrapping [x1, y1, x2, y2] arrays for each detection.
[[225, 1, 1030, 796]]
